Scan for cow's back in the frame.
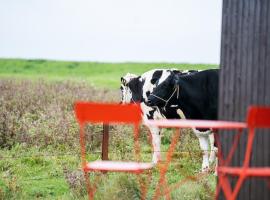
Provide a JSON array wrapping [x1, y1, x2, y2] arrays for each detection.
[[177, 69, 219, 120]]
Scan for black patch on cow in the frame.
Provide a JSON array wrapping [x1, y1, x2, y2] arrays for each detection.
[[150, 70, 163, 85], [147, 109, 155, 119], [146, 91, 150, 97], [127, 77, 145, 103]]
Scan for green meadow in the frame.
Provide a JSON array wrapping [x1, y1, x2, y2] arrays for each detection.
[[0, 58, 217, 88], [0, 58, 218, 199]]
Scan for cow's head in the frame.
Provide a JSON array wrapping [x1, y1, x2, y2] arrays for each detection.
[[120, 73, 144, 104], [120, 73, 137, 103], [147, 71, 179, 107]]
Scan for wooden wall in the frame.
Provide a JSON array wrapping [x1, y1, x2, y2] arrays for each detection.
[[218, 0, 270, 199]]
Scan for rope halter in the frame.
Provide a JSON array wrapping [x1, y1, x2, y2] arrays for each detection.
[[149, 85, 180, 109]]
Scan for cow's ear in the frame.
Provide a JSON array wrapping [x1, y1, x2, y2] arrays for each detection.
[[172, 69, 180, 74], [173, 75, 180, 85]]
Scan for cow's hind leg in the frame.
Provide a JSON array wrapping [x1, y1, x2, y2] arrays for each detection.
[[209, 132, 218, 175], [198, 135, 210, 172], [209, 133, 216, 164], [193, 129, 211, 172]]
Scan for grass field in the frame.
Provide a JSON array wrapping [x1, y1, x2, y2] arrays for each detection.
[[0, 58, 218, 199], [0, 58, 218, 89]]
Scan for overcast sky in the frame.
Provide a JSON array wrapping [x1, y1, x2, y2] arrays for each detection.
[[0, 0, 222, 64]]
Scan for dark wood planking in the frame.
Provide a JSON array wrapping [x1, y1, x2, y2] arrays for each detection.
[[263, 1, 270, 198], [219, 0, 270, 199], [265, 4, 270, 198]]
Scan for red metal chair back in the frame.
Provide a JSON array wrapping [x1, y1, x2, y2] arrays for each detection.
[[74, 102, 146, 200], [216, 106, 270, 200], [75, 102, 142, 125], [247, 106, 270, 128]]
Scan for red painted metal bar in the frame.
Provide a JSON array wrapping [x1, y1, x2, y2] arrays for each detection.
[[145, 119, 247, 129], [84, 160, 153, 173]]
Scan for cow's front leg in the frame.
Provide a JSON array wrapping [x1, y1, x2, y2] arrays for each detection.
[[198, 135, 210, 172], [149, 126, 161, 164]]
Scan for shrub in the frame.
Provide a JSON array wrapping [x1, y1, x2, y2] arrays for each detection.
[[0, 79, 119, 149]]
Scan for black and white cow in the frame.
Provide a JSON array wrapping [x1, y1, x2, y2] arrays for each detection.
[[120, 69, 184, 163], [120, 69, 217, 172], [147, 69, 219, 171]]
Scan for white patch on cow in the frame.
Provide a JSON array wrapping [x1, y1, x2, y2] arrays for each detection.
[[153, 108, 164, 119], [176, 109, 186, 119], [182, 69, 202, 74], [140, 69, 172, 101], [121, 86, 133, 103], [157, 70, 171, 85], [182, 70, 189, 73], [141, 70, 157, 101], [120, 73, 138, 103], [140, 103, 154, 117], [140, 103, 163, 121]]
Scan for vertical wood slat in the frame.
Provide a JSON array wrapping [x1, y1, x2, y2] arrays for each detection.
[[219, 0, 270, 199], [102, 124, 109, 160], [262, 1, 270, 198]]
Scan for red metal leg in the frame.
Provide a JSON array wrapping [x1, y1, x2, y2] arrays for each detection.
[[153, 128, 181, 200]]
